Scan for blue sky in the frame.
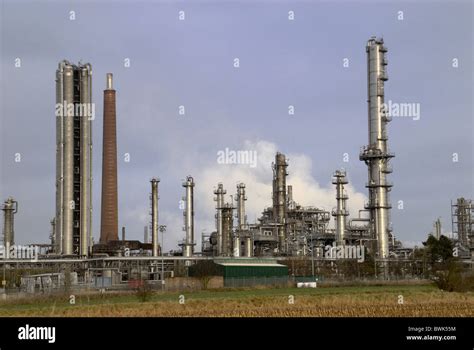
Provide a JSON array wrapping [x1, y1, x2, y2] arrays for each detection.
[[1, 0, 472, 251]]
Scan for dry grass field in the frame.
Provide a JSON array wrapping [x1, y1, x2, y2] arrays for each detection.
[[0, 284, 472, 317]]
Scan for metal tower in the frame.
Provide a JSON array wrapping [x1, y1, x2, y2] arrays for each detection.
[[360, 37, 394, 260], [332, 171, 349, 245], [272, 152, 288, 253], [55, 60, 92, 256]]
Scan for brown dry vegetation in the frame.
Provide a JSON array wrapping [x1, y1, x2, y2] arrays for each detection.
[[0, 285, 472, 317]]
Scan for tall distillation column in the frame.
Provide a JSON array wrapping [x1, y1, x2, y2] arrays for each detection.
[[182, 176, 195, 257], [236, 183, 249, 257], [214, 183, 226, 256], [273, 152, 288, 253], [150, 178, 160, 257], [236, 183, 247, 231], [221, 204, 234, 256], [332, 171, 349, 245], [55, 60, 92, 256], [2, 197, 18, 248], [360, 37, 394, 260]]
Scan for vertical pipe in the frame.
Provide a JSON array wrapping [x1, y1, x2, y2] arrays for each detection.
[[287, 185, 293, 203], [245, 237, 253, 257], [151, 178, 159, 257], [182, 176, 195, 257], [122, 227, 126, 241], [214, 183, 226, 256], [236, 183, 247, 231], [55, 62, 65, 254], [233, 236, 240, 257], [80, 64, 92, 257], [88, 67, 93, 255], [50, 218, 56, 247], [62, 64, 74, 255], [144, 226, 148, 244]]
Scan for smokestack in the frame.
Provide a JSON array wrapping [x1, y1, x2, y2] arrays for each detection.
[[2, 197, 18, 249], [214, 183, 226, 256], [106, 73, 113, 90], [182, 176, 195, 257], [360, 37, 394, 260], [273, 152, 288, 253], [122, 226, 125, 241], [150, 178, 160, 257], [332, 170, 349, 244], [100, 73, 119, 243]]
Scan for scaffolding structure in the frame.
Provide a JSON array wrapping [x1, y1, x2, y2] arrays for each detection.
[[451, 198, 473, 248]]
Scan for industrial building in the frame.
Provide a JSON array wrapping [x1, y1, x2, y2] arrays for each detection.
[[1, 37, 473, 292], [452, 198, 474, 258]]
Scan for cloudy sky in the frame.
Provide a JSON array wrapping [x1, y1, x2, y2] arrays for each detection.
[[1, 0, 472, 251]]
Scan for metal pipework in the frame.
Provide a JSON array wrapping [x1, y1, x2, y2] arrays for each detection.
[[100, 72, 119, 244], [150, 178, 160, 257], [332, 170, 349, 244], [272, 152, 288, 253], [182, 176, 195, 257], [213, 183, 226, 256], [236, 183, 247, 231], [2, 197, 18, 248], [122, 227, 126, 241], [360, 37, 394, 260]]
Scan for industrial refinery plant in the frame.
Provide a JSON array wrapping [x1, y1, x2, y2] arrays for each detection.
[[1, 37, 473, 293]]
